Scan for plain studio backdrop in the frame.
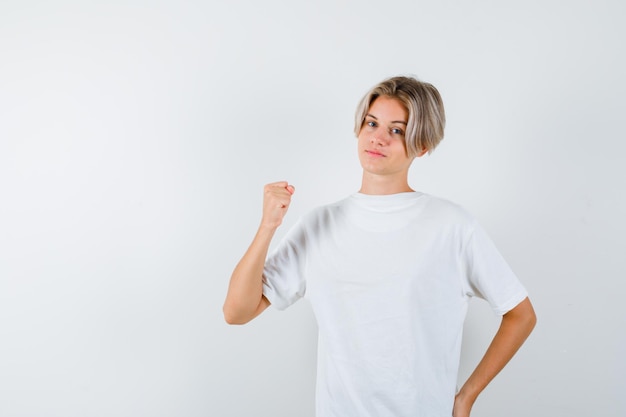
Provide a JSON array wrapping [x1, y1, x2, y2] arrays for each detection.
[[1, 1, 624, 416]]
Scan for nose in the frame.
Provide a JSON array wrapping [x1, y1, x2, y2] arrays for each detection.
[[370, 130, 390, 146]]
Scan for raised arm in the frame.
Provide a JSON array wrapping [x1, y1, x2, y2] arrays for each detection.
[[453, 297, 537, 417], [222, 182, 295, 325]]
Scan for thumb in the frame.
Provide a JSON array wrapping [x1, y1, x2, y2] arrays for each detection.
[[286, 184, 295, 195]]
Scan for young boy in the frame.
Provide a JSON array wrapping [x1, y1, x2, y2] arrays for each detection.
[[223, 76, 536, 417]]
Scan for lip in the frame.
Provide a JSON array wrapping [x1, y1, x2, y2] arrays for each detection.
[[365, 149, 386, 157]]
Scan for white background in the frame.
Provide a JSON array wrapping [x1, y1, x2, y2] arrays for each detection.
[[1, 1, 624, 416]]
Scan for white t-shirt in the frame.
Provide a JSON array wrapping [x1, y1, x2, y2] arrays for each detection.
[[263, 192, 528, 417]]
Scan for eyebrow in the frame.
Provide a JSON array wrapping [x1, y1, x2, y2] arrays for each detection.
[[365, 113, 407, 125]]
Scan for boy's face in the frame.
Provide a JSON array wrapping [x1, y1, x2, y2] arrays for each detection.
[[357, 96, 421, 179]]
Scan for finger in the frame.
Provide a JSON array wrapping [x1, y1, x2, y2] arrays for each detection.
[[267, 181, 289, 188], [265, 192, 290, 208], [265, 182, 292, 197], [278, 194, 292, 208]]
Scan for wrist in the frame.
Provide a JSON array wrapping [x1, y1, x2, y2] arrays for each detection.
[[455, 387, 477, 409], [258, 221, 280, 233], [256, 222, 280, 243]]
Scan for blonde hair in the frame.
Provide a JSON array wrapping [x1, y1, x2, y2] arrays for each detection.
[[354, 76, 446, 157]]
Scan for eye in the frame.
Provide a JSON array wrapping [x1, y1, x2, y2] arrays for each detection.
[[391, 127, 404, 135], [366, 120, 377, 128]]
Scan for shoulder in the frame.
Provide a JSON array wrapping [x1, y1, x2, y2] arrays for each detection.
[[419, 193, 476, 227], [299, 197, 349, 226]]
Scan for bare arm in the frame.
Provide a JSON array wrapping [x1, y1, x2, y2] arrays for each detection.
[[222, 182, 295, 325], [453, 297, 537, 417]]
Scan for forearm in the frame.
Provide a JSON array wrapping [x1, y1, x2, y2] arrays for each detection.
[[223, 182, 295, 325], [455, 297, 536, 415], [223, 225, 276, 324]]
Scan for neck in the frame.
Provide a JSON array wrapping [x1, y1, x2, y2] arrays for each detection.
[[359, 172, 413, 195]]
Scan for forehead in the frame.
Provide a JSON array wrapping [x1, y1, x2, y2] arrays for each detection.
[[368, 96, 408, 121]]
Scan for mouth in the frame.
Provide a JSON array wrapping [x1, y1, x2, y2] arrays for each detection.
[[365, 150, 385, 157]]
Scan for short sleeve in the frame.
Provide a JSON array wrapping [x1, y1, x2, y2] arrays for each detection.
[[461, 220, 528, 315], [262, 219, 308, 311]]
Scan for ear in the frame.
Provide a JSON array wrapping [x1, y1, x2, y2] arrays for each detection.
[[416, 148, 428, 158]]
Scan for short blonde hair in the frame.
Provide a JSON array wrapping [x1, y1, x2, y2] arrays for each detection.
[[354, 76, 446, 157]]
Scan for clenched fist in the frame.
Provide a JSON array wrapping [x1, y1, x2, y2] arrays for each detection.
[[261, 181, 295, 229]]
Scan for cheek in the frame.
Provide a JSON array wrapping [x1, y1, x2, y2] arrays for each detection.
[[357, 133, 368, 148], [391, 140, 408, 155]]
